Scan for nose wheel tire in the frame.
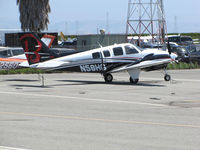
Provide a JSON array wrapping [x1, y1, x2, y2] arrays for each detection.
[[164, 74, 171, 81], [130, 77, 139, 84], [104, 73, 113, 83]]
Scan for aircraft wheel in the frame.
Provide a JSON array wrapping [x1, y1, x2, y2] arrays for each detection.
[[104, 73, 113, 83], [164, 74, 171, 81], [130, 77, 139, 84]]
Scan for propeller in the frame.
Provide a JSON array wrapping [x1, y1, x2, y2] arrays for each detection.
[[100, 52, 105, 75], [167, 41, 172, 54], [167, 41, 179, 63]]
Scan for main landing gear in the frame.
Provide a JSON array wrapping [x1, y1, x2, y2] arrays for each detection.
[[104, 73, 113, 83], [129, 77, 139, 84], [164, 74, 171, 81]]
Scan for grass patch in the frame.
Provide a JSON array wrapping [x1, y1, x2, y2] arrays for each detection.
[[0, 68, 45, 75], [167, 62, 200, 70]]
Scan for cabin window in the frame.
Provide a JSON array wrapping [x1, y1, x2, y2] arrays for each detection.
[[92, 52, 100, 59], [103, 50, 110, 57], [12, 49, 24, 56], [113, 47, 123, 56], [0, 50, 7, 57], [125, 46, 138, 54]]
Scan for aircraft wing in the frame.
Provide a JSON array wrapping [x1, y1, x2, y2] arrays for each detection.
[[27, 60, 70, 69], [110, 58, 171, 73]]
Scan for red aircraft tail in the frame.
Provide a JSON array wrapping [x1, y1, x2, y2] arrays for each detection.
[[19, 32, 58, 65]]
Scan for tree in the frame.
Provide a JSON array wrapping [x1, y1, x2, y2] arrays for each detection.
[[17, 0, 51, 32]]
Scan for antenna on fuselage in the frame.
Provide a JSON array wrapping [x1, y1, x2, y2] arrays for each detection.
[[97, 42, 103, 48], [97, 29, 105, 48]]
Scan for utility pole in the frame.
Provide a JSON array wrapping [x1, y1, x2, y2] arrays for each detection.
[[75, 21, 79, 35], [106, 12, 110, 34], [65, 22, 68, 35], [174, 16, 178, 33]]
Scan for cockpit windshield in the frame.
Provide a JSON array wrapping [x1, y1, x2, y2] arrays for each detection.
[[125, 44, 143, 53]]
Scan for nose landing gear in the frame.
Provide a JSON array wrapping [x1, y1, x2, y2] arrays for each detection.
[[129, 77, 139, 84], [163, 68, 171, 81]]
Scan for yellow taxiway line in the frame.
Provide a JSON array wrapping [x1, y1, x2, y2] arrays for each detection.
[[1, 111, 200, 129]]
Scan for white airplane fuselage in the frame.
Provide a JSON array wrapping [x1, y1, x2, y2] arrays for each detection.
[[29, 43, 174, 74]]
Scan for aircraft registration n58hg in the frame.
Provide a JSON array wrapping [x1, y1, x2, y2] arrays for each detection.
[[19, 33, 177, 84]]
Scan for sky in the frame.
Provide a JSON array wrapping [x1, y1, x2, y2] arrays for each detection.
[[0, 0, 200, 34]]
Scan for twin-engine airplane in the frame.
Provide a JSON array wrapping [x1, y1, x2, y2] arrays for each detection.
[[19, 33, 177, 84]]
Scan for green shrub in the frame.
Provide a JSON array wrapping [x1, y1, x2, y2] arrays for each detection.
[[0, 68, 45, 75], [167, 62, 200, 70]]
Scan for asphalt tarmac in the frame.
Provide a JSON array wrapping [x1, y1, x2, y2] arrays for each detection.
[[0, 69, 200, 150]]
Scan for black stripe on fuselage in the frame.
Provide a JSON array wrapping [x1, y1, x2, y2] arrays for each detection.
[[44, 61, 130, 73], [142, 54, 170, 61]]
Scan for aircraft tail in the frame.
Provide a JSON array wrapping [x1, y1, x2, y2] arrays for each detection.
[[18, 32, 58, 65], [60, 32, 66, 41]]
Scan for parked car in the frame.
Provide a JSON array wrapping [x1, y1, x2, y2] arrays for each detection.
[[141, 42, 163, 49], [186, 44, 200, 64], [58, 38, 77, 48], [0, 47, 24, 58], [167, 36, 193, 46], [167, 43, 189, 62]]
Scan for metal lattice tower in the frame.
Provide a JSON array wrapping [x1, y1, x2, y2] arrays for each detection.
[[126, 0, 167, 46]]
